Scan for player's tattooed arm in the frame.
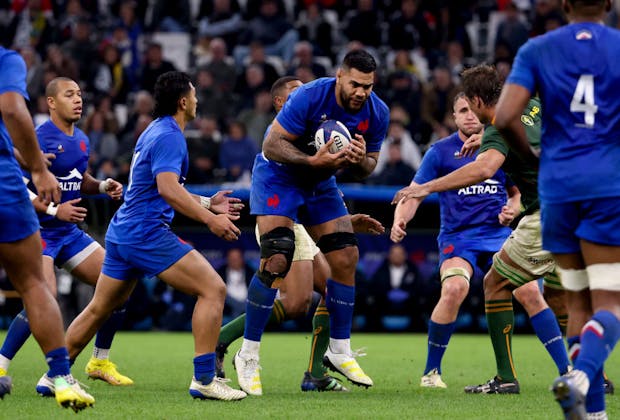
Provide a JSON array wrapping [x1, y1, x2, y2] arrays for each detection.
[[263, 119, 346, 169]]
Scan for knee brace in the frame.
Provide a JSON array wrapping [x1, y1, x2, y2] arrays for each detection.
[[257, 227, 295, 287], [316, 232, 358, 254], [441, 267, 471, 283]]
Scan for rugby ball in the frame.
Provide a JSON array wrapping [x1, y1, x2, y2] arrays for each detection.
[[314, 120, 352, 153]]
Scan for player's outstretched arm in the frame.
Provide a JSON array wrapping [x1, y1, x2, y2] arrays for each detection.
[[351, 214, 384, 235], [0, 91, 59, 204], [390, 184, 424, 243], [156, 171, 240, 241], [190, 190, 244, 218], [421, 149, 507, 196], [81, 172, 123, 200]]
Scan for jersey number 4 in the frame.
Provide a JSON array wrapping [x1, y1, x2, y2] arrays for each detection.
[[570, 75, 598, 127]]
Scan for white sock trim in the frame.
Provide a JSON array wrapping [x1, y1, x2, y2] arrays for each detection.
[[92, 347, 110, 360], [0, 354, 11, 371]]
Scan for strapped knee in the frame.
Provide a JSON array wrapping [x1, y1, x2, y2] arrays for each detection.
[[316, 232, 358, 254], [441, 267, 471, 283], [258, 227, 295, 287]]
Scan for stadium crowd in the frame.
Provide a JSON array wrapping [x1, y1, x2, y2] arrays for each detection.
[[5, 0, 619, 187]]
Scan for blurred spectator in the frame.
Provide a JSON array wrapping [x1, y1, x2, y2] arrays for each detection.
[[375, 120, 422, 174], [342, 0, 382, 48], [195, 68, 224, 119], [95, 158, 119, 181], [61, 18, 98, 88], [219, 121, 258, 182], [83, 97, 120, 165], [233, 0, 299, 67], [387, 0, 436, 52], [140, 42, 177, 93], [118, 90, 154, 143], [295, 2, 339, 58], [234, 62, 270, 111], [293, 65, 317, 83], [288, 40, 329, 78], [370, 141, 416, 186], [217, 248, 253, 318], [147, 0, 191, 32], [421, 65, 459, 145], [186, 116, 222, 184], [116, 113, 153, 184], [366, 244, 421, 330], [530, 0, 565, 36], [202, 38, 237, 95], [197, 0, 243, 52], [113, 0, 143, 89], [56, 0, 87, 44], [9, 0, 55, 56], [238, 90, 275, 148], [495, 1, 529, 58], [445, 40, 466, 83], [44, 43, 79, 82], [19, 46, 45, 105], [383, 70, 423, 140], [93, 43, 130, 104]]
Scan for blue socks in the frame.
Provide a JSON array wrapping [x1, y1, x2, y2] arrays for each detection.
[[0, 309, 31, 360], [46, 347, 71, 377], [94, 306, 127, 350], [530, 308, 571, 374], [243, 275, 277, 341], [325, 279, 355, 339], [194, 352, 215, 385], [576, 311, 620, 381], [424, 320, 456, 375]]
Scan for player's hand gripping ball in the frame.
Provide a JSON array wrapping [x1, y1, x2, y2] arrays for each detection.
[[314, 120, 352, 153]]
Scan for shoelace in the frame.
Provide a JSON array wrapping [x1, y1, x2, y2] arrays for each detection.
[[59, 375, 91, 391]]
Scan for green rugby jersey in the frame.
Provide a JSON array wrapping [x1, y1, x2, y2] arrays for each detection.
[[479, 98, 541, 215]]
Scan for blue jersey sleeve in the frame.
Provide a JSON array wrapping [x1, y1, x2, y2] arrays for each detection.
[[366, 100, 389, 153], [506, 40, 538, 94], [413, 146, 440, 184], [0, 52, 29, 99], [276, 86, 310, 136], [151, 132, 187, 177]]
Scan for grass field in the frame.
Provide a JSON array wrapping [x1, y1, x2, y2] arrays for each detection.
[[0, 331, 618, 419]]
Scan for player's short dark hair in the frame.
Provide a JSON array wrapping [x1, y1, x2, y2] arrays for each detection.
[[341, 50, 376, 74], [45, 77, 76, 98], [461, 64, 503, 107], [153, 71, 192, 118], [452, 91, 467, 111], [270, 76, 300, 99]]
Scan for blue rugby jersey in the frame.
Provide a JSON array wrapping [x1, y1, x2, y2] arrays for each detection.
[[31, 120, 89, 230], [0, 47, 32, 205], [274, 77, 389, 180], [507, 22, 620, 203], [414, 132, 512, 246], [106, 116, 188, 244]]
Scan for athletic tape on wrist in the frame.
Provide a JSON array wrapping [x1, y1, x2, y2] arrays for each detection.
[[99, 178, 111, 194], [200, 196, 211, 209], [46, 203, 58, 217]]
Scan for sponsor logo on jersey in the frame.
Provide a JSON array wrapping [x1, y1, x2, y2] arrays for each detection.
[[521, 115, 534, 126], [575, 30, 592, 40], [57, 168, 83, 191], [457, 179, 500, 195], [56, 144, 64, 153], [267, 193, 280, 208]]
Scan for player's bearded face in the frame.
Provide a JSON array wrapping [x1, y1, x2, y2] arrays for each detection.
[[337, 68, 374, 112], [52, 80, 82, 123]]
